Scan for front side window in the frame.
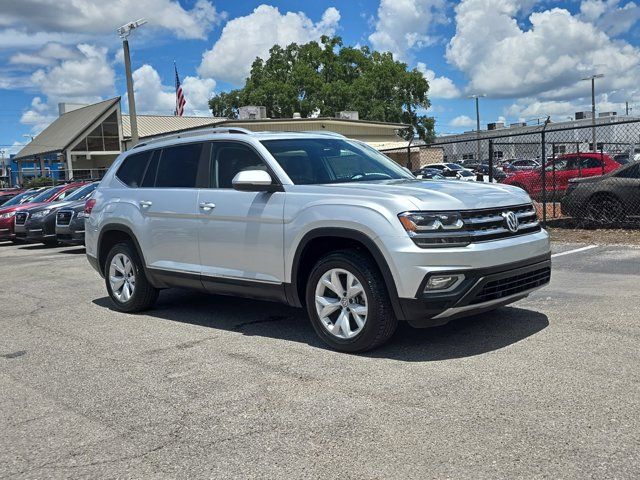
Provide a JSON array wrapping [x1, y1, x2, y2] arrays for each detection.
[[211, 142, 268, 188], [580, 157, 603, 169], [155, 143, 203, 188], [261, 138, 413, 185]]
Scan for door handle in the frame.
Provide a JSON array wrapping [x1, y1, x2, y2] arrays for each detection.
[[139, 200, 153, 208], [199, 202, 216, 212]]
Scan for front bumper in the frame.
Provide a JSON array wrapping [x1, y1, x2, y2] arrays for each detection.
[[0, 217, 15, 239], [56, 215, 85, 245], [17, 217, 56, 243], [398, 254, 551, 327]]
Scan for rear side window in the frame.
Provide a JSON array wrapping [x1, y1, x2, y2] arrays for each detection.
[[116, 151, 152, 187], [155, 143, 204, 188]]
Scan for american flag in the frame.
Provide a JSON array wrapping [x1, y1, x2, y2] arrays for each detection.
[[174, 63, 186, 116]]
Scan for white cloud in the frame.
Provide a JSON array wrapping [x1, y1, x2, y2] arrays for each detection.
[[1, 0, 225, 41], [450, 115, 475, 127], [580, 0, 640, 36], [132, 65, 176, 115], [20, 97, 57, 134], [368, 0, 448, 61], [446, 0, 640, 100], [132, 65, 216, 115], [182, 76, 217, 115], [10, 43, 77, 66], [198, 5, 340, 84], [30, 44, 115, 102], [416, 62, 460, 99]]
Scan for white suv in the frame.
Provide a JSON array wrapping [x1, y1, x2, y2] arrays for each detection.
[[85, 128, 551, 352]]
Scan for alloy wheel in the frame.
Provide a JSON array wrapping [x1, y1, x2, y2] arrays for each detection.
[[109, 253, 136, 302], [314, 268, 368, 339]]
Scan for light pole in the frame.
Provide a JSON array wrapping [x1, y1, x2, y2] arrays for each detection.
[[581, 73, 604, 152], [117, 19, 147, 146], [468, 94, 486, 161]]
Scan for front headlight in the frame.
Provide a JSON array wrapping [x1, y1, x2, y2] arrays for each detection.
[[398, 211, 470, 248], [0, 211, 16, 219], [398, 212, 464, 233], [31, 209, 51, 219]]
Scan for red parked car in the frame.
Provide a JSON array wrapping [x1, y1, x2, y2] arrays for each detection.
[[503, 153, 622, 198], [0, 182, 86, 242]]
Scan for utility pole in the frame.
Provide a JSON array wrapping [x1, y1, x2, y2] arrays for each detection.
[[468, 94, 486, 161], [581, 74, 604, 152], [118, 19, 147, 147]]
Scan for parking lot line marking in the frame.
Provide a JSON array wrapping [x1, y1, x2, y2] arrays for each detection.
[[551, 245, 597, 258]]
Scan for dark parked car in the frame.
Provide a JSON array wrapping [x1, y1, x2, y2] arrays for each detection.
[[561, 161, 640, 222], [0, 188, 25, 205], [412, 167, 445, 180], [14, 182, 96, 245], [0, 187, 51, 241], [55, 198, 91, 245]]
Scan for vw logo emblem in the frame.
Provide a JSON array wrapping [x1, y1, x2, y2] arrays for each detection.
[[503, 211, 519, 232]]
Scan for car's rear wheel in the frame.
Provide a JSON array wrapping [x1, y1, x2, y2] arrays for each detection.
[[587, 195, 625, 223], [305, 249, 398, 352], [105, 242, 158, 312]]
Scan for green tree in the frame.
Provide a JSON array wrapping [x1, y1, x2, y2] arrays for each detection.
[[209, 36, 435, 141]]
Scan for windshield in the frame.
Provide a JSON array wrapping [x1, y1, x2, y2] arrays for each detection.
[[260, 138, 413, 185], [2, 189, 39, 207], [445, 163, 464, 170], [30, 186, 64, 203], [65, 182, 97, 201]]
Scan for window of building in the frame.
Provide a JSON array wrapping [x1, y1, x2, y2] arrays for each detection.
[[155, 143, 204, 188], [462, 154, 475, 160], [72, 111, 120, 152]]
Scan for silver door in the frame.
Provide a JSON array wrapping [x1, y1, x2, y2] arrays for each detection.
[[197, 141, 285, 285], [137, 143, 204, 274]]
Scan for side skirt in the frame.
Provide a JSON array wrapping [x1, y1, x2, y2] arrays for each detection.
[[146, 268, 290, 304]]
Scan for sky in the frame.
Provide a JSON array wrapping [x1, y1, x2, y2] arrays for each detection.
[[2, 0, 640, 154]]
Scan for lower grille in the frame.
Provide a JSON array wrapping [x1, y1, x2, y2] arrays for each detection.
[[56, 211, 73, 226], [471, 267, 551, 304], [14, 212, 28, 225]]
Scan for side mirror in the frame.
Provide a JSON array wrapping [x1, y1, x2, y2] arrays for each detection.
[[232, 170, 277, 192]]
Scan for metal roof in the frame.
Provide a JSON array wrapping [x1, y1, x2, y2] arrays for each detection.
[[122, 114, 227, 139], [14, 97, 120, 159]]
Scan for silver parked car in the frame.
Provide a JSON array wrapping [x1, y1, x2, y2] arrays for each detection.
[[85, 129, 551, 352]]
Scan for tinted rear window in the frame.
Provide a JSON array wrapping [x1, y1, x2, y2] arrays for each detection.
[[116, 151, 152, 187], [155, 143, 203, 188]]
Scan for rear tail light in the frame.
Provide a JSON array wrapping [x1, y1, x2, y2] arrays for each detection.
[[84, 198, 96, 215]]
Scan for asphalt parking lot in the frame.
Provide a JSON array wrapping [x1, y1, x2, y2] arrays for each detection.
[[0, 240, 638, 479]]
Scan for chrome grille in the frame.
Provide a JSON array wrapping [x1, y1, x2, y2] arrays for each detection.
[[411, 204, 541, 248], [56, 210, 73, 226], [14, 212, 28, 225]]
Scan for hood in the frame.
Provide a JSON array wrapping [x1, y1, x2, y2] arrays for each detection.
[[27, 199, 76, 214], [0, 201, 47, 215], [294, 179, 532, 210]]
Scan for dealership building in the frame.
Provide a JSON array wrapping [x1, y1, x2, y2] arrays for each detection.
[[10, 97, 410, 185]]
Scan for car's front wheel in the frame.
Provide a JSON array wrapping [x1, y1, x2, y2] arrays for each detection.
[[105, 242, 158, 312], [305, 249, 398, 352]]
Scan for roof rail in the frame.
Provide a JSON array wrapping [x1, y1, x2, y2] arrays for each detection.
[[299, 130, 346, 138], [131, 126, 253, 149]]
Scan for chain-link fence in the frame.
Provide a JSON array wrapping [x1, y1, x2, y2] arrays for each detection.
[[385, 118, 640, 229]]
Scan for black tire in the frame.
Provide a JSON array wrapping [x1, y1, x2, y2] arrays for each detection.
[[587, 194, 625, 224], [104, 242, 158, 312], [305, 249, 398, 353], [43, 238, 58, 246]]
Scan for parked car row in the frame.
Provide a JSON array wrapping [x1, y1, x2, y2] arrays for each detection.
[[0, 182, 97, 246]]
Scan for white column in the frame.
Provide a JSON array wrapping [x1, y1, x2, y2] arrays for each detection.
[[65, 150, 74, 180]]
